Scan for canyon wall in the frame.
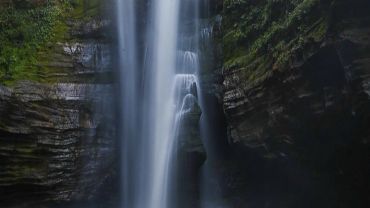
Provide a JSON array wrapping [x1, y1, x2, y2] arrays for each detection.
[[0, 1, 117, 207], [1, 0, 370, 207], [222, 0, 370, 207]]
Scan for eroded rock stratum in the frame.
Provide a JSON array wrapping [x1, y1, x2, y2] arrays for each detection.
[[0, 1, 117, 207], [222, 0, 370, 207]]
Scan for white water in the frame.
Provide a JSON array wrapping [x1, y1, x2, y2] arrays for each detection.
[[145, 0, 181, 207], [116, 0, 140, 207], [117, 0, 203, 207]]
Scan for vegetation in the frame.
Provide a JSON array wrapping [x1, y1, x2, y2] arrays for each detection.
[[0, 0, 72, 85], [0, 0, 101, 85], [223, 0, 331, 88]]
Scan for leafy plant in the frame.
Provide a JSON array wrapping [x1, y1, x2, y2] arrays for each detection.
[[0, 1, 72, 85]]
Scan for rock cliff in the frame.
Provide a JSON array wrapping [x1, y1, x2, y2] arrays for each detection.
[[222, 0, 370, 207], [0, 1, 117, 207]]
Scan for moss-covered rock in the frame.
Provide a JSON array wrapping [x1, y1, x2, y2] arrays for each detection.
[[223, 0, 335, 88], [0, 0, 107, 86], [222, 0, 370, 207], [0, 0, 116, 206]]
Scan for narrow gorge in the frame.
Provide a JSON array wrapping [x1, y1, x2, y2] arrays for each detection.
[[0, 0, 370, 208]]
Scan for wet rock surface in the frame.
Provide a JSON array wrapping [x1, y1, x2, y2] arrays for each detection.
[[0, 1, 117, 207], [0, 81, 115, 206], [221, 0, 370, 207], [175, 99, 205, 208]]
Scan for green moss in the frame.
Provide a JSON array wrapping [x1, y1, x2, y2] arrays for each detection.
[[0, 0, 103, 86], [0, 1, 73, 86], [70, 0, 101, 19], [7, 163, 46, 178], [223, 0, 331, 87]]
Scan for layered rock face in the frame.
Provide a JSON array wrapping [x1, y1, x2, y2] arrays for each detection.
[[222, 0, 370, 207], [175, 95, 205, 208], [0, 82, 115, 207], [0, 1, 117, 207]]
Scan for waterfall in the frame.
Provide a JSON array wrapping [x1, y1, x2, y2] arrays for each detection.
[[117, 0, 203, 208], [116, 0, 140, 207]]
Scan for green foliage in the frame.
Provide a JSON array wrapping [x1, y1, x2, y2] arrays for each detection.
[[0, 1, 71, 85], [223, 0, 330, 88], [69, 0, 101, 19]]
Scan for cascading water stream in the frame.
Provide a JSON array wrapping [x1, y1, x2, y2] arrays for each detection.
[[116, 0, 139, 207], [117, 0, 205, 207]]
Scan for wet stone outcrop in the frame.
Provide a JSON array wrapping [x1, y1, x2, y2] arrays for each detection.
[[0, 82, 115, 207], [0, 1, 117, 207], [174, 90, 206, 208], [177, 94, 204, 155], [222, 0, 370, 207]]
